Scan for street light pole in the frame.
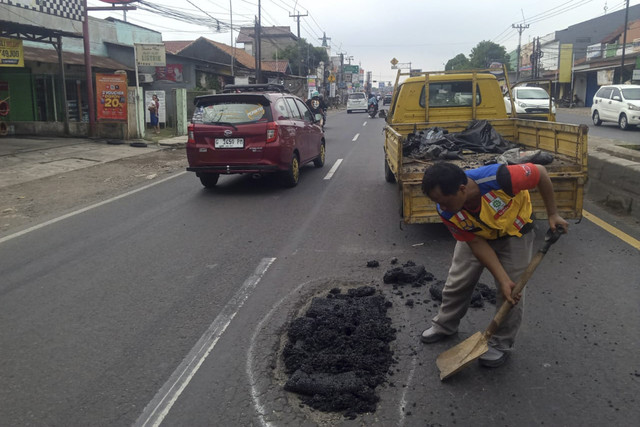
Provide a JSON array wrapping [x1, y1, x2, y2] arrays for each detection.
[[619, 0, 630, 83]]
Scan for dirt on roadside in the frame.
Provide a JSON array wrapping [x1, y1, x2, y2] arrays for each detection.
[[0, 148, 187, 236]]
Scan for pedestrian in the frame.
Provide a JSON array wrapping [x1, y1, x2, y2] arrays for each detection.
[[148, 94, 160, 134], [306, 90, 327, 128], [419, 162, 568, 367]]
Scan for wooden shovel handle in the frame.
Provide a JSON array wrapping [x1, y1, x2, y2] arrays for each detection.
[[485, 227, 563, 338]]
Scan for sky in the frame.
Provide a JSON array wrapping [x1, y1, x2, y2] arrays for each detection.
[[88, 0, 640, 83]]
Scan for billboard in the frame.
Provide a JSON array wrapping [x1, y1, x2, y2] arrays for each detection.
[[558, 44, 573, 83], [0, 0, 84, 36], [96, 73, 128, 121], [0, 38, 24, 67]]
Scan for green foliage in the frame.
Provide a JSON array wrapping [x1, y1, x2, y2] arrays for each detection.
[[469, 40, 510, 69], [276, 39, 329, 76], [444, 41, 510, 71], [445, 54, 471, 71]]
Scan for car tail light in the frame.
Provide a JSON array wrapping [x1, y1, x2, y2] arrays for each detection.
[[266, 121, 278, 143], [187, 124, 195, 144]]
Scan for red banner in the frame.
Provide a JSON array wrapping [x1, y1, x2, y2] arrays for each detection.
[[155, 64, 183, 82], [96, 73, 128, 121]]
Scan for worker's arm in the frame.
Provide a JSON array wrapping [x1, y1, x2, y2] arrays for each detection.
[[466, 236, 520, 304], [534, 165, 569, 233]]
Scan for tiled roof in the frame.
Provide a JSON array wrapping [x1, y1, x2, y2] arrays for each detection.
[[237, 26, 296, 43]]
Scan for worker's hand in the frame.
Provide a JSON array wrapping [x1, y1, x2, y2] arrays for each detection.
[[500, 280, 521, 305], [548, 213, 569, 233]]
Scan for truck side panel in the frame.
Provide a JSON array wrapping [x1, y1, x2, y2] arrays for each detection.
[[385, 118, 588, 224]]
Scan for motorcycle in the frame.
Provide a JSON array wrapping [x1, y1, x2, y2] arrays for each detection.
[[368, 102, 378, 118]]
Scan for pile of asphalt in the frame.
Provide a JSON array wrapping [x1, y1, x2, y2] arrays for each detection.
[[283, 286, 396, 419], [281, 261, 497, 419]]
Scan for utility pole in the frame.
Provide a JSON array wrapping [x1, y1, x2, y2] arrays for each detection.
[[512, 23, 529, 82], [619, 0, 630, 83], [346, 56, 353, 65], [255, 0, 262, 83], [289, 10, 308, 38]]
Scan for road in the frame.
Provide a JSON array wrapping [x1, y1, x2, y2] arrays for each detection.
[[558, 108, 640, 143], [1, 110, 639, 426]]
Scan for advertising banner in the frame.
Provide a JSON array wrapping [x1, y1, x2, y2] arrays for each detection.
[[136, 44, 166, 67], [558, 44, 573, 83], [0, 38, 24, 67], [155, 64, 184, 82], [96, 73, 128, 121]]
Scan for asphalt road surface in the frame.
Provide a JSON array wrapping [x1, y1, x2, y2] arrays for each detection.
[[1, 110, 639, 426]]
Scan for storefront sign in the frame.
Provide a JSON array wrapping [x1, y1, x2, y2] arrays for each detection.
[[155, 64, 183, 82], [96, 73, 128, 121], [136, 44, 166, 67], [0, 38, 24, 67]]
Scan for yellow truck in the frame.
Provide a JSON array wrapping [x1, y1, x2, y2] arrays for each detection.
[[384, 68, 588, 224]]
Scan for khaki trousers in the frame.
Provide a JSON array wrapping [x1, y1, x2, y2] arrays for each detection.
[[432, 231, 535, 350]]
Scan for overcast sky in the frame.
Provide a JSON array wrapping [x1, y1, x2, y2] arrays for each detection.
[[88, 0, 640, 82]]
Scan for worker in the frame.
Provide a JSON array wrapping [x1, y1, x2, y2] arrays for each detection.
[[419, 162, 568, 367]]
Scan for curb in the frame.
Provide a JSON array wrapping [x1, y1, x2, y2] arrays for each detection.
[[587, 150, 640, 216]]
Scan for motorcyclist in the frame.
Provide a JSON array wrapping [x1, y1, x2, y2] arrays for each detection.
[[306, 90, 327, 128], [368, 93, 378, 115]]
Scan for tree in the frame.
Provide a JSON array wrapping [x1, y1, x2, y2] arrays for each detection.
[[469, 40, 510, 69], [277, 39, 328, 76], [445, 54, 470, 71]]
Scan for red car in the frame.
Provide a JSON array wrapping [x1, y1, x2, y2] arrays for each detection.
[[186, 84, 326, 188]]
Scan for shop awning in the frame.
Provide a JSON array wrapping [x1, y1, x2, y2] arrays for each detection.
[[23, 46, 132, 71]]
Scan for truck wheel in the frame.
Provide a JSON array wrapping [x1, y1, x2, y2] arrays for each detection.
[[199, 173, 219, 188], [619, 113, 633, 130], [592, 111, 602, 126], [384, 157, 396, 183], [313, 142, 325, 168], [282, 153, 300, 187]]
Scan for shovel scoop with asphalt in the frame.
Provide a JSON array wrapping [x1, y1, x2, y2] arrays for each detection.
[[436, 226, 564, 381]]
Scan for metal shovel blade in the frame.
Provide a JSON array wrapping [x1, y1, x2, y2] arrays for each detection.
[[436, 331, 489, 380]]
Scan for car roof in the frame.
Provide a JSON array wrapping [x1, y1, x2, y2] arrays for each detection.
[[600, 84, 640, 89]]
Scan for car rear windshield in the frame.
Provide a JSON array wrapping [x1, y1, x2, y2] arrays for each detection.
[[419, 81, 481, 107], [192, 101, 272, 124], [621, 88, 640, 100], [516, 88, 549, 99], [348, 93, 366, 100]]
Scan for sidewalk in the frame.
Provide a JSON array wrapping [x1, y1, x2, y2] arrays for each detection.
[[0, 135, 186, 190]]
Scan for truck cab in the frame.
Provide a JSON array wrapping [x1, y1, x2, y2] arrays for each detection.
[[386, 71, 509, 125]]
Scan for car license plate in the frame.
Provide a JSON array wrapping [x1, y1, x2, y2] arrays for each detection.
[[215, 138, 244, 148]]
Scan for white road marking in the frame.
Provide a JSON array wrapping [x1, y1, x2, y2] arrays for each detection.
[[134, 257, 276, 427], [0, 171, 187, 244], [352, 133, 360, 141], [363, 121, 367, 126], [323, 158, 343, 180]]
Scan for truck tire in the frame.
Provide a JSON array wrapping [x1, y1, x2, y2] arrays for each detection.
[[199, 173, 220, 188], [384, 157, 396, 183]]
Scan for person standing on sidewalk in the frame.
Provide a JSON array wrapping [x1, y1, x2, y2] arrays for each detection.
[[419, 162, 568, 367], [148, 94, 160, 134]]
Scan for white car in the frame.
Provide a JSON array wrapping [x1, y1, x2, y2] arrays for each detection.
[[591, 84, 640, 130], [504, 86, 556, 118], [347, 92, 368, 113]]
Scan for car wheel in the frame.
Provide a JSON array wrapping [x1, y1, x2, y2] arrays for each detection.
[[592, 111, 602, 126], [199, 173, 220, 188], [282, 153, 300, 187], [313, 142, 325, 168], [384, 156, 396, 183], [347, 110, 352, 114], [619, 113, 633, 130]]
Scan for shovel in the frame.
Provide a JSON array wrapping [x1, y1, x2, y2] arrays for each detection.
[[436, 226, 564, 381]]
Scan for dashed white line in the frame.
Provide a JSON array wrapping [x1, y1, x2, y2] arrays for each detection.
[[363, 121, 367, 126], [133, 257, 276, 427], [352, 133, 360, 141], [323, 158, 343, 180]]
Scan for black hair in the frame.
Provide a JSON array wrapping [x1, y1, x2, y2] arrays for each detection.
[[421, 162, 468, 196]]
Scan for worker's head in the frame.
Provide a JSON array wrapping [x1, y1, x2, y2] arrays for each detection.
[[421, 162, 469, 212], [312, 90, 319, 97]]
